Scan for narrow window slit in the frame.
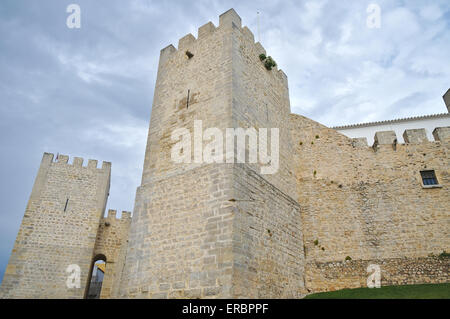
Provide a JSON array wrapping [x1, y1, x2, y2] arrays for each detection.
[[64, 198, 69, 212], [186, 89, 190, 109]]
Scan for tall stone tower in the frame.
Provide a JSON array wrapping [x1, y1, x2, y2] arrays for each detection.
[[119, 9, 305, 298], [0, 153, 111, 298]]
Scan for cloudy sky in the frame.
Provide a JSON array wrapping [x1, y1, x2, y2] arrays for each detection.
[[0, 0, 449, 282]]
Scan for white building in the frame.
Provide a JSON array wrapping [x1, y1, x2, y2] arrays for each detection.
[[334, 89, 450, 145]]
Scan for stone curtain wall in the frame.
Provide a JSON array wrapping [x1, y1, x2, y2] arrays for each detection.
[[231, 165, 305, 298], [0, 153, 111, 298], [93, 210, 131, 299], [290, 115, 450, 292], [305, 257, 449, 292]]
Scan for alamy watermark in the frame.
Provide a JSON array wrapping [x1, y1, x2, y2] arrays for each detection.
[[366, 4, 381, 29], [367, 264, 381, 288], [66, 4, 81, 29], [171, 120, 279, 174], [66, 264, 81, 289]]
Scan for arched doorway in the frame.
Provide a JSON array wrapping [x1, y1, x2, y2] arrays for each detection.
[[86, 254, 106, 299]]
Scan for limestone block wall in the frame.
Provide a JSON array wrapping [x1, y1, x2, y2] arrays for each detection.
[[231, 164, 305, 298], [224, 12, 305, 297], [120, 164, 235, 298], [141, 10, 235, 185], [92, 209, 131, 299], [290, 114, 450, 292], [305, 256, 449, 292], [231, 15, 297, 200], [0, 153, 111, 299], [121, 9, 239, 299], [290, 114, 364, 263], [121, 9, 306, 299]]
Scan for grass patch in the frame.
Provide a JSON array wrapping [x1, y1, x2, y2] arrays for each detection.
[[304, 283, 450, 299]]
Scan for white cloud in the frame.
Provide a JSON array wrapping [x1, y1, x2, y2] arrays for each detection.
[[83, 120, 147, 149], [259, 1, 450, 126]]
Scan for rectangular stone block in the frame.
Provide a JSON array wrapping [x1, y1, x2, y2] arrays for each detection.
[[73, 157, 83, 167], [403, 129, 428, 144], [57, 154, 69, 163], [374, 131, 397, 146], [433, 127, 450, 141], [352, 137, 368, 148], [242, 26, 254, 43], [219, 8, 241, 28], [88, 159, 98, 169], [198, 22, 215, 39], [160, 44, 177, 64], [178, 33, 195, 51]]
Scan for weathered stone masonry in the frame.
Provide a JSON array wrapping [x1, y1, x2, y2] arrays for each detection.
[[119, 9, 305, 298], [0, 9, 448, 298], [93, 209, 131, 299], [290, 115, 449, 292], [0, 154, 130, 298]]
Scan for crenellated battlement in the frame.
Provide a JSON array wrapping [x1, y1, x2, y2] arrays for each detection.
[[102, 209, 132, 223], [433, 127, 450, 141], [158, 8, 288, 85], [44, 152, 111, 171], [351, 127, 450, 150], [1, 151, 113, 298], [403, 129, 428, 144], [198, 21, 216, 39]]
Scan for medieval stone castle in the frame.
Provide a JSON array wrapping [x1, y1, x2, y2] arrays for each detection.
[[1, 9, 449, 299]]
